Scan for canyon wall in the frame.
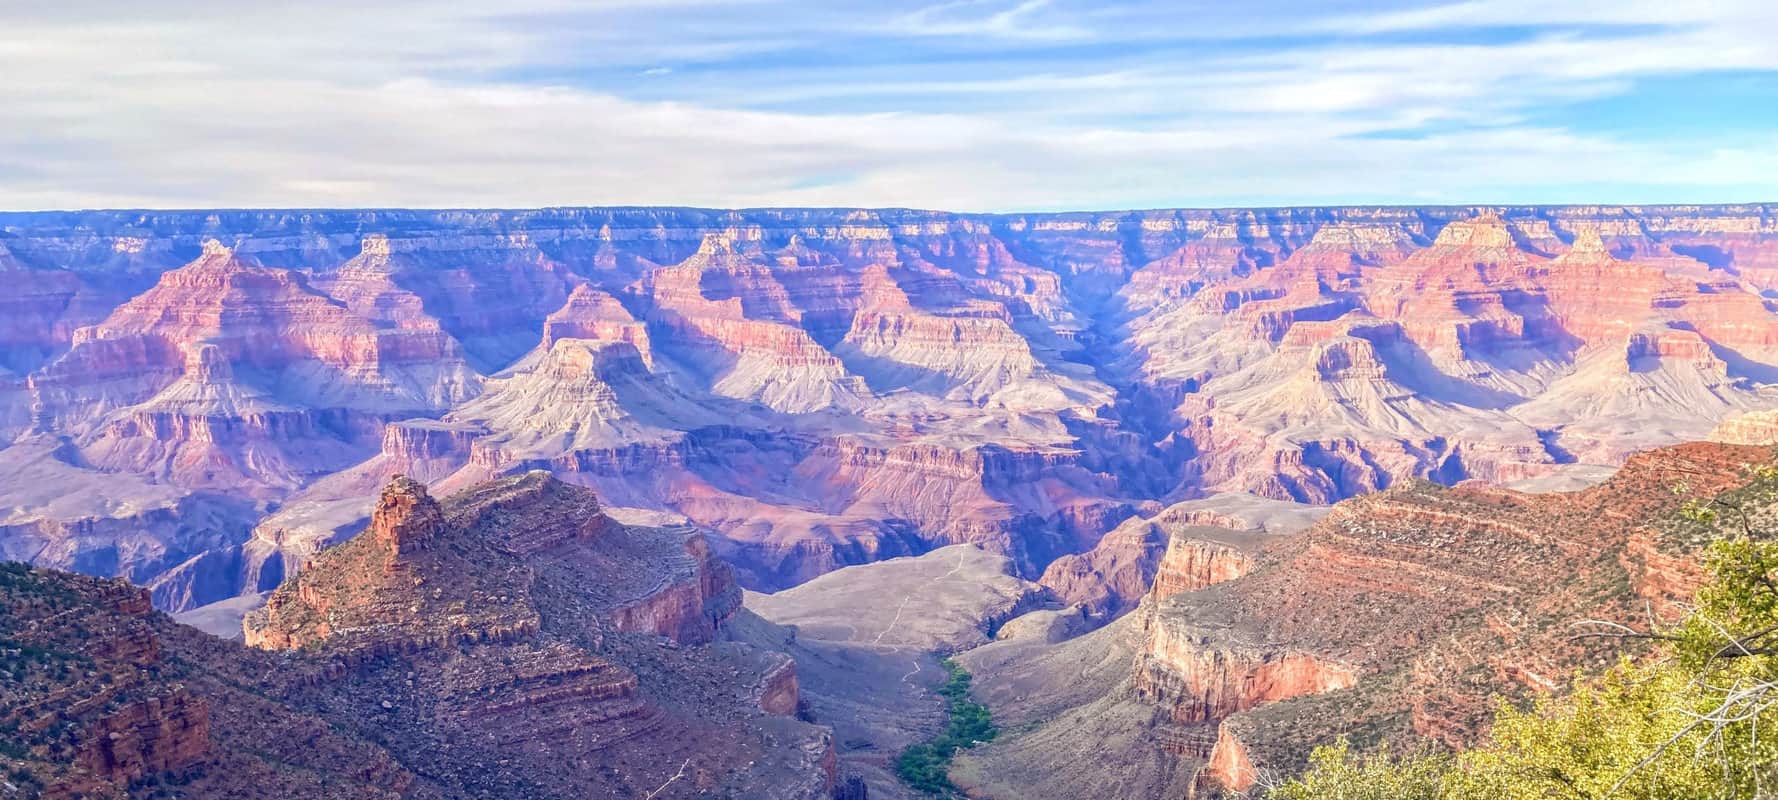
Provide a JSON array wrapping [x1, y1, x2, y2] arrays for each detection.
[[1, 205, 1776, 611], [1, 470, 855, 798], [951, 441, 1778, 799]]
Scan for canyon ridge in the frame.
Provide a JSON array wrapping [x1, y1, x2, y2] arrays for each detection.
[[2, 205, 1775, 613], [4, 204, 1778, 797]]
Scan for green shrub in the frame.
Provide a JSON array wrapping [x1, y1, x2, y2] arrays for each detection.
[[894, 659, 998, 796]]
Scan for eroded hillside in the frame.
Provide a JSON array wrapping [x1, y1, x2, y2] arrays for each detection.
[[953, 441, 1778, 798], [0, 205, 1775, 612]]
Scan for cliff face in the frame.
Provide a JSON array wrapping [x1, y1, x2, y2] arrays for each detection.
[[0, 564, 426, 799], [1149, 536, 1255, 602], [28, 241, 478, 493], [1039, 492, 1323, 621], [75, 691, 212, 786], [0, 473, 853, 799], [951, 441, 1778, 799], [1133, 622, 1356, 725], [3, 205, 1778, 611], [1138, 441, 1778, 793], [1038, 497, 1282, 620]]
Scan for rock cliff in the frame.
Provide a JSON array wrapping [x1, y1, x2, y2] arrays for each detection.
[[952, 440, 1778, 798], [2, 471, 860, 798], [1038, 495, 1303, 620], [2, 205, 1778, 611]]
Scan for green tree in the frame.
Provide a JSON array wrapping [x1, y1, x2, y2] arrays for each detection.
[[1266, 740, 1446, 800], [1272, 464, 1778, 799], [895, 659, 998, 796]]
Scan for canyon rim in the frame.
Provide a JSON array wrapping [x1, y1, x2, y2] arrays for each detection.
[[7, 1, 1778, 797]]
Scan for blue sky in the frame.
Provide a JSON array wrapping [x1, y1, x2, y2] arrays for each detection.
[[2, 0, 1775, 211]]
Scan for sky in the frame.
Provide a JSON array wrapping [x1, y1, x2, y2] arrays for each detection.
[[2, 0, 1776, 212]]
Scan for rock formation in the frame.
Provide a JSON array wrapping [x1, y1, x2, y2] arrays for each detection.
[[1, 205, 1777, 612], [0, 563, 426, 798], [1037, 494, 1314, 620], [1711, 408, 1778, 445], [953, 441, 1778, 798], [1, 472, 863, 798]]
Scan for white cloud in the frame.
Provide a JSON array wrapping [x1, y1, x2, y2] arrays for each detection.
[[1324, 0, 1772, 33], [0, 1, 1773, 210], [891, 0, 1091, 41]]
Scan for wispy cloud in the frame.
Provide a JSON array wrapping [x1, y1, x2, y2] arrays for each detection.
[[891, 0, 1091, 41], [0, 1, 1773, 210]]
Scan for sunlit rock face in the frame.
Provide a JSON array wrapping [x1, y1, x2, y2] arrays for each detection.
[[1141, 442, 1774, 794], [3, 472, 841, 800], [949, 441, 1778, 800], [3, 205, 1778, 609]]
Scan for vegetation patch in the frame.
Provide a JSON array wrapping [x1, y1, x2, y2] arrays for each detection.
[[1273, 465, 1778, 799], [895, 658, 998, 796]]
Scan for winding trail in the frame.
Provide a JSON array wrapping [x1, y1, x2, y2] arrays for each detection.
[[872, 547, 972, 646], [900, 657, 925, 686], [871, 597, 914, 645], [937, 546, 972, 581], [642, 758, 691, 800]]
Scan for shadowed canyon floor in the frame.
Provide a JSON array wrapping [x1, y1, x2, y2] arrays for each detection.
[[742, 544, 1054, 799]]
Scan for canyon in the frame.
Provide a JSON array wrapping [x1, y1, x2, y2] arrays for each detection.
[[4, 204, 1778, 796], [12, 439, 1774, 798], [952, 440, 1778, 797], [1, 205, 1775, 616], [0, 472, 850, 798]]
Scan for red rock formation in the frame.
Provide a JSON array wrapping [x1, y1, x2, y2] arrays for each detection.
[[76, 690, 212, 785], [1150, 536, 1255, 602], [1038, 516, 1170, 618], [1040, 497, 1272, 619], [4, 537, 841, 799], [1122, 222, 1268, 310], [952, 441, 1778, 800], [331, 232, 577, 371], [0, 565, 426, 797], [26, 240, 479, 494], [1199, 724, 1257, 794], [1711, 409, 1778, 445], [541, 284, 654, 365], [640, 234, 867, 412], [240, 472, 840, 798], [244, 476, 541, 653], [1134, 620, 1356, 724], [1153, 442, 1774, 791], [369, 475, 446, 555], [4, 205, 1778, 618], [756, 658, 802, 716]]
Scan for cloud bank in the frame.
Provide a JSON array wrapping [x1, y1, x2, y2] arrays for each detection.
[[1, 0, 1774, 210]]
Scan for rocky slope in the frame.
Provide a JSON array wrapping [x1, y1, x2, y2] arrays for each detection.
[[2, 472, 859, 799], [741, 544, 1054, 799], [2, 205, 1777, 611], [0, 563, 429, 799], [1037, 493, 1323, 621], [953, 440, 1778, 798]]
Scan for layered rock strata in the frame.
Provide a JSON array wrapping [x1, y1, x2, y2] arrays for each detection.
[[953, 441, 1778, 798], [1, 206, 1777, 612]]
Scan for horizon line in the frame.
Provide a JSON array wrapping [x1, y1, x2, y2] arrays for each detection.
[[2, 200, 1776, 218]]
